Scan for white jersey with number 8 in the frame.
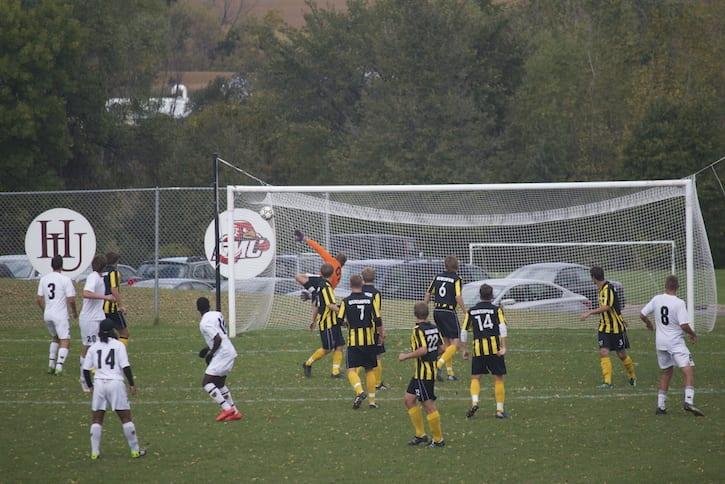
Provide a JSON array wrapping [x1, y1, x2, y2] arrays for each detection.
[[640, 294, 689, 350]]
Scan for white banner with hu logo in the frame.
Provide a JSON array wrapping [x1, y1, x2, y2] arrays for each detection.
[[25, 208, 97, 278], [204, 208, 276, 279]]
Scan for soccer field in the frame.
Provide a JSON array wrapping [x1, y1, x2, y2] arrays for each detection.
[[1, 320, 724, 482]]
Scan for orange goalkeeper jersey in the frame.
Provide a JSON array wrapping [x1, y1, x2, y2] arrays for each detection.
[[306, 238, 342, 289]]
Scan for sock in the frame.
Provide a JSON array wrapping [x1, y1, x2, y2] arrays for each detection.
[[332, 349, 343, 375], [426, 411, 443, 443], [470, 379, 480, 405], [495, 380, 505, 412], [347, 371, 363, 394], [204, 382, 231, 410], [79, 356, 85, 382], [684, 386, 694, 405], [56, 347, 69, 371], [374, 360, 383, 386], [657, 390, 667, 409], [122, 422, 140, 452], [600, 357, 612, 384], [220, 385, 235, 409], [119, 336, 129, 346], [90, 423, 102, 455], [436, 345, 457, 369], [49, 342, 59, 369], [365, 370, 377, 404], [622, 355, 636, 379], [446, 363, 455, 377], [305, 348, 327, 366], [407, 406, 425, 438]]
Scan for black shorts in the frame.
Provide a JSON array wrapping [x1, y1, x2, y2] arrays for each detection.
[[105, 312, 127, 330], [598, 331, 630, 351], [472, 355, 506, 376], [346, 346, 378, 370], [374, 331, 386, 355], [406, 378, 436, 402], [434, 309, 460, 339], [320, 325, 345, 350]]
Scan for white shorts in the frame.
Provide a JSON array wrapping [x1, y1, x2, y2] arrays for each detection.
[[91, 379, 130, 411], [205, 348, 237, 377], [80, 317, 101, 346], [45, 319, 70, 340], [657, 344, 694, 369]]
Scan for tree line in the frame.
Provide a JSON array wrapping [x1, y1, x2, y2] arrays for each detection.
[[1, 0, 723, 264]]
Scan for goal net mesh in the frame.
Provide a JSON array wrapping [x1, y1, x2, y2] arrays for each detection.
[[229, 182, 716, 333]]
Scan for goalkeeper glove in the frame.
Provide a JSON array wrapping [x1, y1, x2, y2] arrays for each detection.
[[198, 347, 209, 358], [293, 229, 305, 243]]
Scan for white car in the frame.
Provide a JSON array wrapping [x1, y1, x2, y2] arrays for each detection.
[[0, 255, 39, 279], [462, 278, 591, 313]]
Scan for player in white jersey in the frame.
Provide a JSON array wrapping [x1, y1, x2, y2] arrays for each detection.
[[640, 275, 704, 417], [36, 255, 77, 375], [79, 255, 116, 392], [82, 318, 146, 459], [197, 297, 242, 422]]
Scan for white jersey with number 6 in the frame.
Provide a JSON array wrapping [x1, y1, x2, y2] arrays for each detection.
[[37, 272, 76, 321], [640, 294, 689, 350], [83, 338, 130, 381], [199, 311, 237, 356]]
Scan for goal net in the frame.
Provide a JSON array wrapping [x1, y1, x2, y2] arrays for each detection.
[[224, 180, 716, 335]]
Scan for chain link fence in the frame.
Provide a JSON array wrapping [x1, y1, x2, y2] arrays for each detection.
[[0, 187, 224, 328]]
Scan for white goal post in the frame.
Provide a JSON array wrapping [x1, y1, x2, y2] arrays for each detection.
[[225, 179, 716, 336]]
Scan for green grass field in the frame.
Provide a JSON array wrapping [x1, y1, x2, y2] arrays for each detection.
[[1, 320, 724, 482]]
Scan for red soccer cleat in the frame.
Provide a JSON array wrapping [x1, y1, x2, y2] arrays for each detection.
[[216, 407, 236, 422], [223, 409, 243, 422]]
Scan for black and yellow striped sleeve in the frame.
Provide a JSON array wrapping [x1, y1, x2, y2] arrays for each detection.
[[109, 270, 119, 289], [454, 278, 462, 296], [372, 296, 382, 324], [373, 292, 382, 314], [497, 307, 507, 325], [603, 287, 615, 308], [411, 328, 423, 351], [321, 286, 335, 306], [337, 300, 346, 320], [461, 311, 471, 331]]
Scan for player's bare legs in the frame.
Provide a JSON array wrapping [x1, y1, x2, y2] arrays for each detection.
[[202, 374, 241, 422], [616, 349, 636, 386]]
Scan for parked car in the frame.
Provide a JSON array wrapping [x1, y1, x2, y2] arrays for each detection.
[[74, 264, 139, 285], [462, 278, 591, 313], [0, 255, 39, 279], [506, 263, 625, 308], [329, 234, 420, 260], [333, 259, 408, 298], [218, 277, 299, 295], [381, 259, 489, 300], [131, 278, 214, 291], [276, 254, 324, 278], [136, 257, 215, 284], [0, 263, 14, 278]]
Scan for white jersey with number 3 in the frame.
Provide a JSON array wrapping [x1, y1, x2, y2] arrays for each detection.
[[82, 338, 130, 381], [199, 311, 237, 356], [640, 294, 689, 350], [37, 272, 76, 321]]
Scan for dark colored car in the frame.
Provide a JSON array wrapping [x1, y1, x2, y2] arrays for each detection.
[[507, 263, 625, 308], [329, 234, 420, 261], [381, 259, 489, 300]]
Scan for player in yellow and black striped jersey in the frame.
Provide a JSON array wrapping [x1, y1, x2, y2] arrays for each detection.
[[338, 275, 381, 409], [462, 284, 508, 419], [580, 266, 636, 388], [424, 255, 466, 381], [362, 267, 387, 391], [296, 263, 345, 378], [102, 252, 129, 346], [398, 302, 445, 448]]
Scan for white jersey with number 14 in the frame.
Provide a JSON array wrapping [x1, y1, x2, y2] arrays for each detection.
[[640, 294, 689, 350], [82, 338, 130, 381]]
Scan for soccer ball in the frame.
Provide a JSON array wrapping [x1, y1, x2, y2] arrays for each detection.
[[259, 205, 274, 220]]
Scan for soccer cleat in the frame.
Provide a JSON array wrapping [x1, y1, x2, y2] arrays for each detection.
[[54, 368, 63, 376], [376, 382, 389, 391], [47, 367, 55, 375], [683, 403, 705, 417], [466, 405, 479, 419], [302, 363, 312, 378], [428, 440, 446, 448], [629, 378, 637, 387], [597, 383, 613, 390], [408, 435, 430, 446], [130, 449, 147, 459], [446, 375, 458, 382], [436, 367, 444, 382], [495, 411, 508, 419], [368, 402, 379, 409], [90, 453, 100, 460], [352, 392, 367, 409], [216, 407, 236, 422], [330, 373, 341, 379], [655, 407, 667, 416], [223, 409, 243, 421]]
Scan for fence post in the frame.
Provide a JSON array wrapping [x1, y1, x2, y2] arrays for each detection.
[[154, 187, 160, 325]]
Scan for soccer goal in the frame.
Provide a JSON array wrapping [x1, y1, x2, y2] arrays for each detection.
[[224, 179, 716, 336]]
